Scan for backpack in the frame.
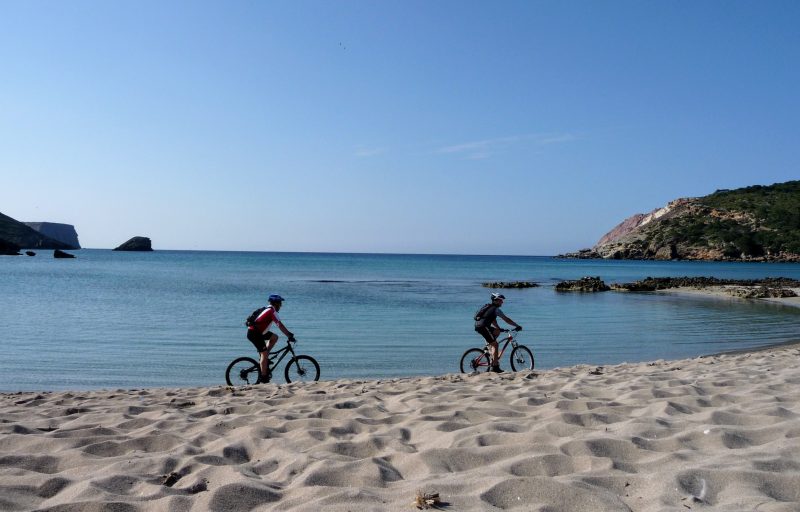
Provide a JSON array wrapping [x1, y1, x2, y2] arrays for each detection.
[[245, 306, 268, 327], [474, 303, 493, 322]]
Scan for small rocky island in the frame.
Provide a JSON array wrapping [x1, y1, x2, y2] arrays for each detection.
[[114, 237, 153, 251], [482, 281, 539, 289], [53, 249, 76, 259], [555, 276, 610, 292], [1, 238, 21, 256]]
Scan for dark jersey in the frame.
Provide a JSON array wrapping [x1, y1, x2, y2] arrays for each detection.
[[475, 305, 502, 329]]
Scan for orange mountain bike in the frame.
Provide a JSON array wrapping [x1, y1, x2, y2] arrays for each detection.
[[459, 328, 535, 373]]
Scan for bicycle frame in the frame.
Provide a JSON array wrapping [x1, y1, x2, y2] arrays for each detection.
[[264, 341, 299, 371], [490, 330, 520, 359]]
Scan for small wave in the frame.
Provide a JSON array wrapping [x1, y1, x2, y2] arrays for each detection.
[[309, 279, 423, 284]]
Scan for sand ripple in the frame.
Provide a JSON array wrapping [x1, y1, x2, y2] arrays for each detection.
[[2, 345, 800, 510]]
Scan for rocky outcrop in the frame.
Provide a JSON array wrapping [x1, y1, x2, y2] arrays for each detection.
[[555, 276, 610, 292], [114, 237, 153, 251], [728, 287, 797, 299], [482, 281, 539, 289], [1, 238, 21, 255], [24, 222, 80, 249], [556, 248, 602, 259], [53, 249, 75, 258], [611, 276, 800, 292], [0, 211, 73, 250], [26, 251, 35, 256]]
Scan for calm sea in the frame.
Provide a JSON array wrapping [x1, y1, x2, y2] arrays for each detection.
[[2, 250, 799, 391]]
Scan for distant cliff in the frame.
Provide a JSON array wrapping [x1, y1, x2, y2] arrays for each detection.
[[0, 212, 74, 250], [24, 222, 81, 249], [560, 181, 800, 262]]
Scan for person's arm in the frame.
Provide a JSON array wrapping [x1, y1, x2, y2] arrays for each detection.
[[278, 321, 295, 340], [498, 312, 521, 330]]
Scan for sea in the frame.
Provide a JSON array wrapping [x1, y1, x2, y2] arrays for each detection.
[[2, 250, 799, 391]]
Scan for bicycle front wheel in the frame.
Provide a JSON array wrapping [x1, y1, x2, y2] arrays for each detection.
[[460, 348, 491, 373], [284, 355, 320, 383], [225, 357, 261, 386], [509, 345, 535, 371]]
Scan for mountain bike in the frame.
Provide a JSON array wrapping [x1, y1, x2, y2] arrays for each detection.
[[225, 337, 320, 385], [459, 328, 534, 373]]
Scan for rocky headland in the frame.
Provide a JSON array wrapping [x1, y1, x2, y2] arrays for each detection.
[[24, 222, 81, 249], [0, 211, 77, 250], [559, 181, 800, 262]]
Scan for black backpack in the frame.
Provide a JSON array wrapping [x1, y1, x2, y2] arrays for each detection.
[[474, 303, 493, 322], [245, 306, 268, 327]]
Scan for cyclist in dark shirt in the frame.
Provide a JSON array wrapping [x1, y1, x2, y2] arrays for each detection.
[[474, 293, 522, 373]]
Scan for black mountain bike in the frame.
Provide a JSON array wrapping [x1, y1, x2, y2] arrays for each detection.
[[459, 328, 534, 373], [225, 338, 320, 385]]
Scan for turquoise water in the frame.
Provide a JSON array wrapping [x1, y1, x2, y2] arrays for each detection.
[[2, 250, 799, 391]]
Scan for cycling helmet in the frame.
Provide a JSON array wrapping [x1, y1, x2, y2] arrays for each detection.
[[268, 294, 285, 303], [491, 293, 505, 301]]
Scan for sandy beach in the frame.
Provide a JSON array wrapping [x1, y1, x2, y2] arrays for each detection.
[[2, 343, 799, 512]]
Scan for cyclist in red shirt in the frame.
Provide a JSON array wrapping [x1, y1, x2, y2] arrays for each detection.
[[247, 294, 295, 382]]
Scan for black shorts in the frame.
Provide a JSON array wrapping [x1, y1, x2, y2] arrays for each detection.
[[247, 329, 275, 352], [475, 325, 496, 344]]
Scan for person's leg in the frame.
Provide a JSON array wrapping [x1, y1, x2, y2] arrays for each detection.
[[488, 340, 499, 366], [266, 333, 279, 353], [477, 326, 498, 367], [259, 332, 279, 382], [259, 349, 269, 377], [247, 330, 270, 378], [491, 327, 502, 369]]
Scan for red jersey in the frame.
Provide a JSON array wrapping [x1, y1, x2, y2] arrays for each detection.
[[249, 306, 282, 335]]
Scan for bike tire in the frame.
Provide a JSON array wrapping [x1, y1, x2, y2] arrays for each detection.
[[284, 355, 320, 383], [225, 357, 262, 386], [509, 345, 535, 371], [460, 348, 491, 374]]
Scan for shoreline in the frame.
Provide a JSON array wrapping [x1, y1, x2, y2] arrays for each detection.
[[3, 345, 800, 511], [655, 285, 800, 308]]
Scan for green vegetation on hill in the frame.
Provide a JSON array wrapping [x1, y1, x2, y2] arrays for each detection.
[[698, 181, 800, 255], [645, 181, 800, 258]]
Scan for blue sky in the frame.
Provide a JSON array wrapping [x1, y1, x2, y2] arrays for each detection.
[[1, 1, 798, 254]]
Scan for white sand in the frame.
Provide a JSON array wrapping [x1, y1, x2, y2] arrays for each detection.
[[2, 346, 800, 511]]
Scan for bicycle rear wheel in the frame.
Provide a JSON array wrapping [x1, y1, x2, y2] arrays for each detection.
[[225, 357, 261, 386], [284, 355, 320, 383], [509, 345, 534, 371], [460, 348, 491, 373]]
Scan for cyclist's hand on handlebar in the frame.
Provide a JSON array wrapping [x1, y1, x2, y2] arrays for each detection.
[[514, 326, 522, 331]]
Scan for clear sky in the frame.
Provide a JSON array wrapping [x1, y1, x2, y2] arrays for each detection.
[[1, 1, 798, 254]]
